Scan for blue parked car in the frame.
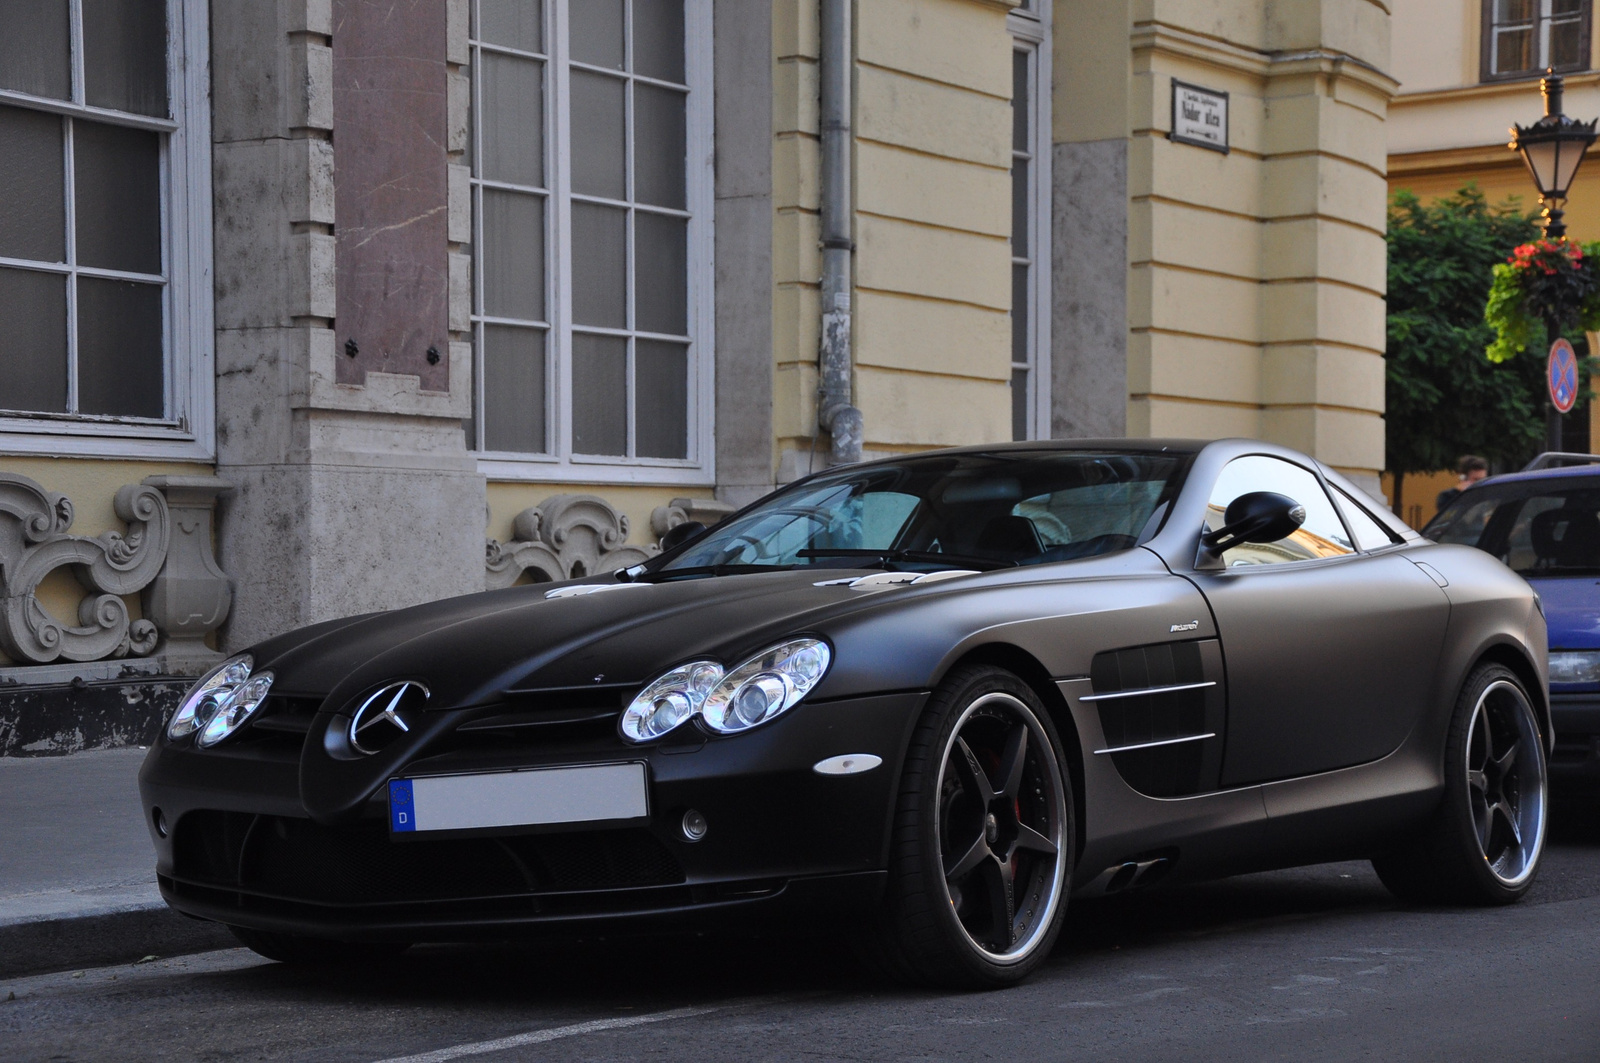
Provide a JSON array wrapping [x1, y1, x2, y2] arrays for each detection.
[[1426, 454, 1600, 789]]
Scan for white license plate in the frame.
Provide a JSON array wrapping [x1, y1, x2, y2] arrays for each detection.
[[387, 763, 648, 834]]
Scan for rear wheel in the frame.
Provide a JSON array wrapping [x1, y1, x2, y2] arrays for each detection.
[[868, 665, 1073, 988], [1373, 663, 1548, 905], [228, 926, 411, 966]]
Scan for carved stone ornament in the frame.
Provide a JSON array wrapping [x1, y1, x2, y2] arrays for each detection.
[[486, 494, 657, 589], [0, 473, 169, 664], [139, 476, 235, 666], [649, 496, 737, 540]]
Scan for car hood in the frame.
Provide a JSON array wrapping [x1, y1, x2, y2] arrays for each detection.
[[251, 567, 984, 712], [1527, 575, 1600, 650]]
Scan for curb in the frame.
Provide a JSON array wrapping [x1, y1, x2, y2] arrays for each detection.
[[0, 903, 234, 980]]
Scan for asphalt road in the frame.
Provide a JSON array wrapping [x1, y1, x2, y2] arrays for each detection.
[[4, 802, 1599, 1063]]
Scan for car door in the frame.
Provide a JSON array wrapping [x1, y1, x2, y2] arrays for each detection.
[[1185, 455, 1452, 787]]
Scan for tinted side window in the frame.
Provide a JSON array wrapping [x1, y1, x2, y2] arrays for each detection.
[[1334, 486, 1400, 551], [1205, 455, 1354, 567]]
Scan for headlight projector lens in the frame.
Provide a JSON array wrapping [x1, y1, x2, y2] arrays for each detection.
[[167, 655, 254, 741], [620, 639, 832, 743]]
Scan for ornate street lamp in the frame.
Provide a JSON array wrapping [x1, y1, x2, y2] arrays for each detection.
[[1511, 72, 1598, 239], [1510, 72, 1599, 452]]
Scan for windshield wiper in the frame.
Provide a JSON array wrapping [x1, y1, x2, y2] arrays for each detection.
[[638, 563, 795, 582], [796, 548, 1016, 571]]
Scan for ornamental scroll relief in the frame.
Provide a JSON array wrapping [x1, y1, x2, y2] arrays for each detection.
[[0, 473, 234, 667], [485, 494, 737, 590]]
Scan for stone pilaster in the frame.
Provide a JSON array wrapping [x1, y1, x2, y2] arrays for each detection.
[[211, 0, 483, 650]]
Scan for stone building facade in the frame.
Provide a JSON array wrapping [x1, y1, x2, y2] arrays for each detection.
[[0, 0, 1395, 752]]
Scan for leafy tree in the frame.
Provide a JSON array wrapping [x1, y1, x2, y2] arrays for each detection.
[[1386, 186, 1549, 514]]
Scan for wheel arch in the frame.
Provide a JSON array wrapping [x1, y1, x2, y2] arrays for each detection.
[[1475, 640, 1552, 750], [935, 642, 1088, 864]]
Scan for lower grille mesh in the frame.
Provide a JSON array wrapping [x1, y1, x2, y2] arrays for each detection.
[[174, 811, 684, 905]]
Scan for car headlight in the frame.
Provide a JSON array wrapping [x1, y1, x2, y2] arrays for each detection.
[[197, 671, 274, 748], [619, 638, 833, 743], [701, 638, 831, 734], [621, 660, 724, 741], [167, 655, 253, 740], [1549, 650, 1600, 684]]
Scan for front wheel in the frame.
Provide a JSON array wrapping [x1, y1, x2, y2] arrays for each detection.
[[1373, 663, 1548, 905], [867, 666, 1074, 988]]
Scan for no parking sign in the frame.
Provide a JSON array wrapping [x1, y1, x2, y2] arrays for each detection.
[[1549, 338, 1580, 414]]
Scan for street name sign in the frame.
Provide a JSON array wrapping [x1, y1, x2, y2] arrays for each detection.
[[1170, 80, 1229, 153]]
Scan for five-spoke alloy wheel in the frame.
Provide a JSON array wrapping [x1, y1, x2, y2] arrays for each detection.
[[869, 665, 1073, 987], [1373, 663, 1548, 905]]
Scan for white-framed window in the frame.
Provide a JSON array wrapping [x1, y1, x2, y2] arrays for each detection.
[[1009, 3, 1051, 442], [1484, 0, 1591, 80], [0, 0, 212, 461], [468, 0, 714, 486]]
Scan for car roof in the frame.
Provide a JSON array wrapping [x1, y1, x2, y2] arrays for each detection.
[[1472, 463, 1600, 489]]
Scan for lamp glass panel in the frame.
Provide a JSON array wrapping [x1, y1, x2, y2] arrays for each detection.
[[1554, 137, 1591, 196], [1521, 137, 1561, 196]]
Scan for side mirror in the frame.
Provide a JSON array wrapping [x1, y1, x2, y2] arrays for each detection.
[[659, 520, 707, 553], [1201, 491, 1306, 556]]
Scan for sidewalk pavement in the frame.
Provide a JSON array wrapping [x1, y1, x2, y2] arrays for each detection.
[[0, 748, 231, 978]]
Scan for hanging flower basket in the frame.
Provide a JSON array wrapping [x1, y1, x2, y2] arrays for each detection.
[[1485, 237, 1600, 362]]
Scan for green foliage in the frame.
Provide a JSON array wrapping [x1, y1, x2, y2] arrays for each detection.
[[1387, 187, 1548, 476], [1483, 237, 1600, 362]]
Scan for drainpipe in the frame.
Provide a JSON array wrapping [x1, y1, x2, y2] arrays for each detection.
[[817, 0, 863, 465]]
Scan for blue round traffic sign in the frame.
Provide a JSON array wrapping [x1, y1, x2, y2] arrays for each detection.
[[1549, 338, 1579, 414]]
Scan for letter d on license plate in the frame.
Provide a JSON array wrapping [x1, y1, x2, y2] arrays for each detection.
[[389, 763, 648, 834]]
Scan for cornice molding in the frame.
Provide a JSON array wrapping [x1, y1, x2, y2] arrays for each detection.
[[1392, 71, 1600, 108], [1131, 22, 1397, 96]]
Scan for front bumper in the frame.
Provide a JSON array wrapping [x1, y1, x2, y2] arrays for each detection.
[[1550, 692, 1600, 785], [137, 691, 922, 941]]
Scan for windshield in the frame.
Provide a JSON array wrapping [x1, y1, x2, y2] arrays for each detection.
[[1425, 478, 1600, 577], [654, 450, 1192, 577]]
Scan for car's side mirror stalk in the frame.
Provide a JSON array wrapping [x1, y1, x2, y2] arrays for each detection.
[[1195, 491, 1306, 569]]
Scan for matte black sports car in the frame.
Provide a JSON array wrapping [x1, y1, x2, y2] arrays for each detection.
[[140, 439, 1551, 987]]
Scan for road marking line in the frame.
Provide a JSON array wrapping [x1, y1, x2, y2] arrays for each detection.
[[370, 1005, 723, 1063]]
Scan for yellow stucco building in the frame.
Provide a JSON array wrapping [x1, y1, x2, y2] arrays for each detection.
[[0, 0, 1398, 747]]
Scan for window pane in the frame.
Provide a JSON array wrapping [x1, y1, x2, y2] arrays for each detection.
[[570, 70, 625, 198], [1011, 368, 1028, 442], [481, 52, 544, 186], [571, 202, 626, 327], [1012, 263, 1028, 364], [1495, 27, 1535, 73], [1205, 455, 1355, 566], [77, 277, 163, 418], [82, 0, 168, 118], [634, 84, 685, 209], [1495, 0, 1536, 20], [632, 0, 685, 83], [0, 267, 67, 412], [0, 106, 65, 263], [571, 332, 627, 455], [635, 212, 686, 335], [1334, 487, 1398, 551], [0, 0, 70, 99], [1012, 158, 1029, 257], [1013, 51, 1028, 152], [478, 0, 542, 52], [481, 189, 544, 321], [482, 325, 546, 452], [74, 120, 161, 274], [1551, 18, 1586, 68], [636, 339, 687, 458], [571, 0, 624, 69]]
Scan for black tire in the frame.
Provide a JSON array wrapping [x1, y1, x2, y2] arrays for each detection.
[[1372, 663, 1548, 905], [228, 925, 411, 966], [868, 665, 1074, 988]]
